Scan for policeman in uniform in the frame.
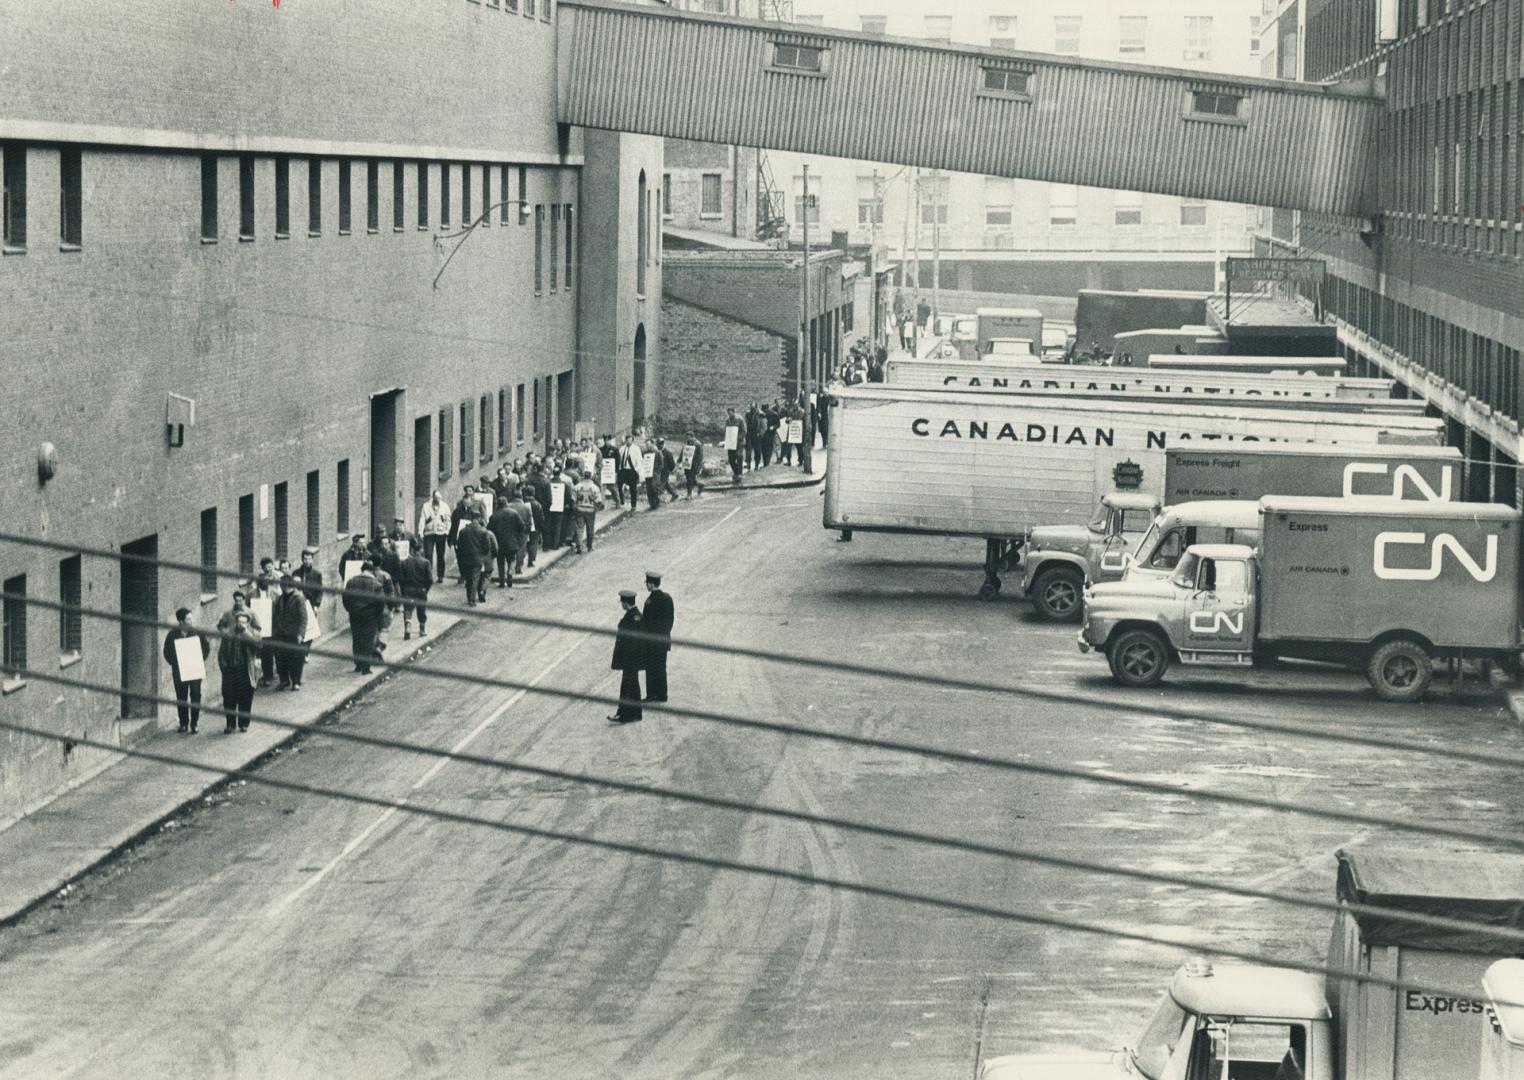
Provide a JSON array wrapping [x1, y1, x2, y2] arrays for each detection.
[[609, 590, 645, 723], [641, 570, 674, 704]]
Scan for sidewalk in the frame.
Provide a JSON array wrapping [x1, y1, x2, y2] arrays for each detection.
[[702, 448, 828, 492], [0, 504, 629, 926]]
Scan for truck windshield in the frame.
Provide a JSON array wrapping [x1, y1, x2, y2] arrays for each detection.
[[1133, 521, 1160, 560], [1170, 552, 1200, 589], [1130, 992, 1191, 1079]]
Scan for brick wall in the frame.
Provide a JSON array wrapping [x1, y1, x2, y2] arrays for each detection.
[[655, 299, 787, 438]]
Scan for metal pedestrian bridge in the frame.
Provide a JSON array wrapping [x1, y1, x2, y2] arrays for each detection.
[[556, 0, 1382, 218]]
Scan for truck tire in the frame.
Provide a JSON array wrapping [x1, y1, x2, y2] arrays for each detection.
[[1366, 638, 1433, 702], [1108, 628, 1170, 688], [1032, 566, 1084, 623]]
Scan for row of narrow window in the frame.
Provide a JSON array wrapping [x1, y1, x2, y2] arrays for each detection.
[[1, 143, 82, 251]]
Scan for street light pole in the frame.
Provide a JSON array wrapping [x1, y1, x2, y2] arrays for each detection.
[[799, 164, 812, 472]]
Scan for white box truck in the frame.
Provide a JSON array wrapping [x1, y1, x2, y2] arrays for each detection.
[[823, 388, 1443, 598], [977, 308, 1044, 357]]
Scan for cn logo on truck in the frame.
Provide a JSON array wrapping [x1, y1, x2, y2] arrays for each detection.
[[1373, 533, 1498, 582], [1189, 611, 1244, 635], [1342, 463, 1454, 501]]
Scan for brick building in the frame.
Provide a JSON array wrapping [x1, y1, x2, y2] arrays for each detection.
[[0, 2, 661, 822]]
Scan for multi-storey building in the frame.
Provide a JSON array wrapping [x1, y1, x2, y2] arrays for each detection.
[[0, 2, 662, 821]]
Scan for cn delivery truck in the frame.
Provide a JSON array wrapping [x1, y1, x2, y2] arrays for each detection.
[[1078, 496, 1521, 701], [823, 387, 1445, 597]]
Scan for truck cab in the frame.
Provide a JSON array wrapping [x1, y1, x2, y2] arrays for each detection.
[[1022, 491, 1161, 621], [1125, 501, 1264, 581], [980, 959, 1332, 1080], [1080, 544, 1260, 687]]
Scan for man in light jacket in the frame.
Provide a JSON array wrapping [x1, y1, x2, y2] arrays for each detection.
[[418, 491, 452, 583]]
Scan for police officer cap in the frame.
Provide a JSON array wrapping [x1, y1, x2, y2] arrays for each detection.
[[644, 570, 662, 585], [618, 589, 637, 601]]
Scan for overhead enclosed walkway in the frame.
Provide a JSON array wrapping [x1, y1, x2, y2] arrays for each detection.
[[557, 0, 1383, 218]]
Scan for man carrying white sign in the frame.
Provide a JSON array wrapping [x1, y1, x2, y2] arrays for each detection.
[[163, 608, 211, 734]]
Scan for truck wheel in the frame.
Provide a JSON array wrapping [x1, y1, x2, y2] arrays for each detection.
[[1032, 567, 1084, 623], [1366, 639, 1433, 702], [1108, 629, 1170, 688]]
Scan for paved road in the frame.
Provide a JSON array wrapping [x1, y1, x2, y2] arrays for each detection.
[[3, 486, 1522, 1079]]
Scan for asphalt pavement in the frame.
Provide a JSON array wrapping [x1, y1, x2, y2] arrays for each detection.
[[2, 484, 1521, 1079]]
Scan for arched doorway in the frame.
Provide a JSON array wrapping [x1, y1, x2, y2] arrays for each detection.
[[633, 323, 647, 429]]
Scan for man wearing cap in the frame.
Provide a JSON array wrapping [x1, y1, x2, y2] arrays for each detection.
[[608, 590, 645, 723], [341, 562, 386, 674], [271, 574, 310, 691], [641, 571, 675, 704]]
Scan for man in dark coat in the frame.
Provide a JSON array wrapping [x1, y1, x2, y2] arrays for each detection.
[[396, 543, 433, 639], [217, 609, 261, 733], [520, 486, 546, 568], [338, 534, 369, 584], [724, 408, 746, 482], [608, 590, 645, 723], [615, 436, 641, 511], [271, 574, 310, 691], [488, 497, 529, 587], [455, 513, 497, 606], [745, 402, 762, 471], [682, 434, 704, 499], [163, 607, 211, 733], [293, 547, 324, 616], [341, 562, 386, 674], [641, 570, 675, 704]]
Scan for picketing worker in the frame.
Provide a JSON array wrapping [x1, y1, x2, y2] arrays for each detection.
[[608, 590, 645, 724], [682, 434, 704, 499], [616, 435, 641, 511], [488, 496, 529, 588], [216, 589, 262, 636], [724, 407, 745, 482], [418, 490, 452, 582], [217, 608, 261, 734], [396, 540, 434, 639], [455, 511, 497, 606], [641, 570, 675, 704], [656, 438, 680, 503], [519, 485, 545, 569], [338, 533, 369, 583], [162, 607, 210, 734], [571, 469, 605, 554], [254, 556, 280, 688], [292, 546, 324, 620], [341, 561, 386, 674], [270, 574, 310, 691]]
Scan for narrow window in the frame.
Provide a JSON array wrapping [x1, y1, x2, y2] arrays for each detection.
[[636, 171, 648, 293], [662, 173, 672, 216], [564, 204, 574, 287], [533, 379, 541, 436], [2, 574, 27, 678], [481, 164, 491, 228], [336, 460, 351, 533], [238, 494, 255, 576], [701, 173, 722, 216], [437, 406, 452, 479], [500, 165, 511, 223], [58, 555, 82, 658], [498, 388, 507, 450], [549, 204, 560, 291], [239, 154, 255, 240], [525, 0, 536, 17], [308, 158, 322, 235], [338, 159, 351, 234], [441, 162, 451, 228], [462, 163, 471, 226], [517, 165, 528, 223], [306, 470, 321, 546], [200, 153, 217, 241], [480, 394, 492, 462], [275, 157, 290, 236], [2, 143, 26, 249], [59, 147, 82, 248], [417, 161, 429, 230], [273, 481, 289, 560], [366, 160, 379, 233], [516, 384, 526, 442], [534, 205, 544, 292], [200, 508, 219, 594], [1053, 15, 1082, 54], [1118, 15, 1147, 56], [459, 400, 471, 467], [541, 0, 551, 22], [392, 161, 404, 231]]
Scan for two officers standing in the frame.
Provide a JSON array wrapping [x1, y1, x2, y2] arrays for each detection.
[[608, 571, 675, 724]]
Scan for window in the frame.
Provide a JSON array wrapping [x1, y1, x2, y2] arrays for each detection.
[[59, 147, 82, 248], [437, 406, 452, 479], [1053, 15, 1081, 54], [417, 160, 429, 230], [525, 0, 536, 17], [1183, 16, 1213, 61], [57, 555, 82, 658], [920, 174, 949, 225], [238, 154, 255, 240], [481, 164, 490, 228], [1114, 192, 1143, 227], [479, 395, 492, 462], [273, 481, 289, 560], [517, 166, 528, 223], [541, 0, 551, 22], [336, 459, 351, 534], [1250, 15, 1262, 55], [856, 175, 883, 225], [441, 162, 451, 227], [275, 157, 290, 237], [516, 384, 526, 443], [545, 376, 555, 440], [1049, 183, 1078, 228], [1, 143, 25, 250], [1118, 16, 1146, 56], [793, 175, 819, 225], [636, 171, 648, 293], [550, 204, 560, 290], [860, 14, 886, 33], [984, 177, 1013, 225], [772, 42, 823, 72], [200, 154, 217, 241], [990, 37, 1015, 50], [338, 159, 351, 234], [238, 494, 255, 577], [308, 158, 322, 235], [981, 67, 1030, 95], [392, 161, 404, 231], [794, 13, 824, 25], [459, 401, 471, 467], [989, 15, 1015, 33], [200, 508, 219, 594], [534, 204, 545, 292], [1191, 90, 1243, 119], [565, 204, 574, 287], [533, 379, 541, 436], [306, 470, 320, 546], [498, 388, 507, 450], [700, 173, 723, 217], [366, 160, 379, 233], [462, 162, 471, 226], [505, 0, 517, 12], [1181, 201, 1207, 227], [700, 0, 726, 11], [500, 165, 511, 223], [3, 575, 26, 678], [923, 15, 952, 42]]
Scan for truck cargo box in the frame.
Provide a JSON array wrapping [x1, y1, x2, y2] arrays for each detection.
[[1165, 445, 1462, 504], [1147, 355, 1348, 375], [1482, 959, 1524, 1080], [1328, 847, 1524, 1080], [1258, 497, 1520, 649]]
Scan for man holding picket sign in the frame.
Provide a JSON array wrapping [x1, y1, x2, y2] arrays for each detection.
[[724, 407, 745, 482]]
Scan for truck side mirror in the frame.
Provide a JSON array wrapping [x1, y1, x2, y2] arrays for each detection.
[[1100, 551, 1128, 573]]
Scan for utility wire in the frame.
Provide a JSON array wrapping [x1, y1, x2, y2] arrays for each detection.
[[2, 714, 1520, 1011], [1, 531, 1519, 774], [9, 590, 1524, 856], [14, 659, 1524, 950]]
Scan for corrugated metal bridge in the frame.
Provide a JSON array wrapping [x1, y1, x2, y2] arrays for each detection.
[[556, 0, 1382, 218]]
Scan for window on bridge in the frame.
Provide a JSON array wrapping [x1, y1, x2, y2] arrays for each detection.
[[1190, 90, 1244, 120], [772, 42, 823, 73]]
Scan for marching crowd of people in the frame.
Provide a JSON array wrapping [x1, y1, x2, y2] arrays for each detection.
[[720, 395, 822, 483]]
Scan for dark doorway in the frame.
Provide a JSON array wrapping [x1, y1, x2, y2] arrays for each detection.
[[557, 371, 574, 440], [120, 535, 159, 720], [633, 324, 647, 430], [370, 389, 401, 535], [413, 413, 432, 522]]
